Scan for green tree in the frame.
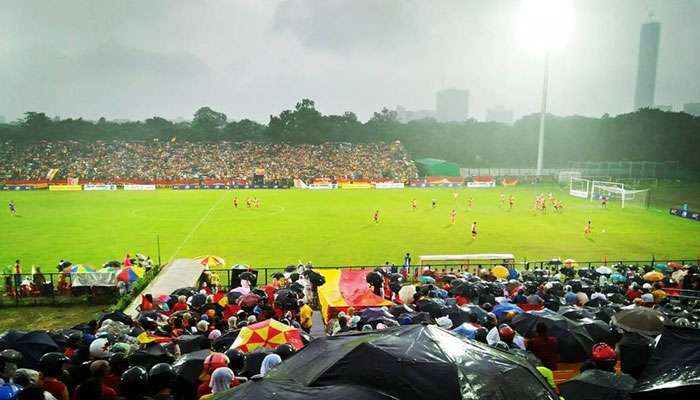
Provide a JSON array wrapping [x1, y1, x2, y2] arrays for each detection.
[[192, 107, 227, 135]]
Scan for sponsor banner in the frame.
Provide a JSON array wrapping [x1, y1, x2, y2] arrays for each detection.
[[49, 185, 82, 191], [374, 182, 405, 189], [408, 182, 464, 188], [84, 184, 117, 191], [173, 184, 289, 190], [124, 184, 156, 191], [340, 182, 373, 189], [670, 208, 700, 221], [467, 181, 496, 188], [0, 185, 34, 191], [308, 184, 338, 190]]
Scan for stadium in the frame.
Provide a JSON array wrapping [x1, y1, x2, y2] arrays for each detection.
[[1, 1, 700, 400]]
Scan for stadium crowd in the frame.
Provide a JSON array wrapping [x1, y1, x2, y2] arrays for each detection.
[[0, 261, 697, 399], [0, 141, 417, 182]]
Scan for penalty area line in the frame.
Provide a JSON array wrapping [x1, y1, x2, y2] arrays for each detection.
[[167, 192, 229, 264]]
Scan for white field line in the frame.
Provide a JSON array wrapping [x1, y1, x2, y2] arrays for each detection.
[[167, 192, 228, 264]]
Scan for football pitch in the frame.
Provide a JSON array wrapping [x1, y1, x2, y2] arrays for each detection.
[[1, 184, 699, 272]]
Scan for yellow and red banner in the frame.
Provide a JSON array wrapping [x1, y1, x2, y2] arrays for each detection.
[[317, 269, 393, 323]]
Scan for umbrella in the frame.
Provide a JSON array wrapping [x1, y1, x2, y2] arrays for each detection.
[[172, 349, 209, 386], [610, 272, 627, 283], [388, 304, 414, 318], [463, 304, 490, 325], [63, 264, 96, 274], [177, 335, 208, 354], [99, 311, 133, 326], [671, 269, 687, 283], [564, 259, 578, 267], [98, 266, 119, 274], [223, 380, 399, 399], [194, 255, 225, 268], [596, 266, 613, 275], [560, 369, 636, 400], [129, 343, 175, 371], [246, 324, 558, 400], [654, 263, 672, 273], [419, 276, 435, 284], [232, 319, 304, 352], [0, 330, 59, 369], [398, 285, 417, 304], [558, 306, 596, 320], [212, 331, 239, 353], [643, 271, 664, 282], [414, 298, 447, 319], [238, 292, 261, 308], [360, 308, 393, 321], [578, 318, 614, 344], [452, 323, 480, 339], [511, 311, 595, 363], [492, 302, 524, 319], [612, 307, 665, 336], [116, 266, 145, 283], [239, 348, 274, 378], [171, 287, 197, 297], [492, 265, 509, 279], [190, 293, 207, 307]]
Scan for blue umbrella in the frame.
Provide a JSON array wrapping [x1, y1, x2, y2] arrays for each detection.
[[508, 268, 520, 280], [452, 323, 479, 339], [610, 272, 627, 284], [492, 302, 524, 319], [419, 276, 436, 284]]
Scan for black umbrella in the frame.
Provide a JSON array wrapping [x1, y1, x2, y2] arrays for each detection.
[[415, 298, 447, 319], [631, 326, 700, 399], [172, 349, 209, 386], [586, 305, 619, 323], [239, 348, 273, 378], [511, 311, 595, 363], [172, 287, 197, 297], [245, 325, 557, 400], [99, 311, 133, 326], [275, 289, 299, 310], [560, 369, 636, 400], [129, 343, 175, 371], [558, 306, 596, 320], [607, 293, 628, 305], [388, 304, 414, 318], [190, 293, 208, 307], [227, 291, 243, 305], [585, 298, 609, 308], [239, 271, 256, 283], [212, 330, 239, 352], [446, 305, 471, 327], [578, 318, 615, 344], [177, 335, 208, 354], [0, 330, 59, 369], [221, 380, 400, 399], [612, 308, 665, 336]]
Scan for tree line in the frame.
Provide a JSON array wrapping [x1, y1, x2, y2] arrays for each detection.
[[1, 99, 699, 171]]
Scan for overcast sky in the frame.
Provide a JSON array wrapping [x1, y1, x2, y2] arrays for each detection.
[[1, 0, 698, 123]]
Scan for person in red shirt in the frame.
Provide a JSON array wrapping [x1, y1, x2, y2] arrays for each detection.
[[72, 360, 117, 400], [39, 352, 70, 400], [171, 296, 189, 313], [626, 283, 643, 302], [525, 323, 560, 370], [123, 254, 132, 267]]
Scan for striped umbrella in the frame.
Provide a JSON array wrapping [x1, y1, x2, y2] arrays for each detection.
[[116, 266, 145, 283], [99, 266, 119, 274], [232, 319, 304, 352], [64, 264, 96, 274], [194, 255, 226, 268]]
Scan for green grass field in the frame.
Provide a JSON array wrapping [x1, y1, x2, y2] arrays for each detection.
[[2, 183, 699, 272]]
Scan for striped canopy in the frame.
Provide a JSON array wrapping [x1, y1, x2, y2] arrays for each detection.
[[64, 264, 96, 274], [194, 255, 226, 267], [232, 319, 304, 353]]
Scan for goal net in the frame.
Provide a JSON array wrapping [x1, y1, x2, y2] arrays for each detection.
[[569, 177, 590, 198], [591, 181, 649, 208]]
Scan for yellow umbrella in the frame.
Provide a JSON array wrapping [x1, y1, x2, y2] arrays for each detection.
[[643, 271, 664, 282], [193, 255, 226, 268], [492, 265, 509, 279]]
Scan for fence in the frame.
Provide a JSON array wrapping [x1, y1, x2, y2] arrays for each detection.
[[208, 258, 699, 288]]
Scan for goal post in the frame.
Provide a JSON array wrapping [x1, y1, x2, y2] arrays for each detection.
[[591, 181, 649, 208], [569, 177, 590, 198]]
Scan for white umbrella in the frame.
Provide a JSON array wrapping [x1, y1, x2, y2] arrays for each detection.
[[596, 266, 613, 275]]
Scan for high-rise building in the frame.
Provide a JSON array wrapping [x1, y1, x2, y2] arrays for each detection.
[[683, 102, 700, 116], [633, 20, 661, 110], [436, 88, 469, 122], [485, 105, 514, 124]]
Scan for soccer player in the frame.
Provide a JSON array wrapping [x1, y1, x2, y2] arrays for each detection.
[[601, 196, 608, 209], [453, 192, 459, 201], [584, 220, 592, 236], [8, 200, 16, 216], [470, 221, 478, 240], [554, 200, 563, 213], [233, 196, 238, 208], [254, 197, 260, 208], [411, 199, 417, 211], [508, 195, 514, 211], [432, 198, 437, 209], [373, 209, 380, 223], [499, 193, 505, 208], [468, 197, 473, 211], [450, 208, 456, 224]]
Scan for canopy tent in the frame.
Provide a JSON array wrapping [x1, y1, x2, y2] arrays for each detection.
[[415, 158, 461, 177], [317, 269, 393, 323], [229, 325, 557, 400]]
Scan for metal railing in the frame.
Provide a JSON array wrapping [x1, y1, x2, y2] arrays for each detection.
[[0, 272, 117, 307]]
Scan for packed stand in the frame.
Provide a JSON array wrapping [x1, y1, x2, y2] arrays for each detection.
[[0, 261, 698, 399], [0, 141, 417, 182]]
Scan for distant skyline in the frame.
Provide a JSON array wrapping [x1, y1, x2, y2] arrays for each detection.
[[1, 0, 699, 123]]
